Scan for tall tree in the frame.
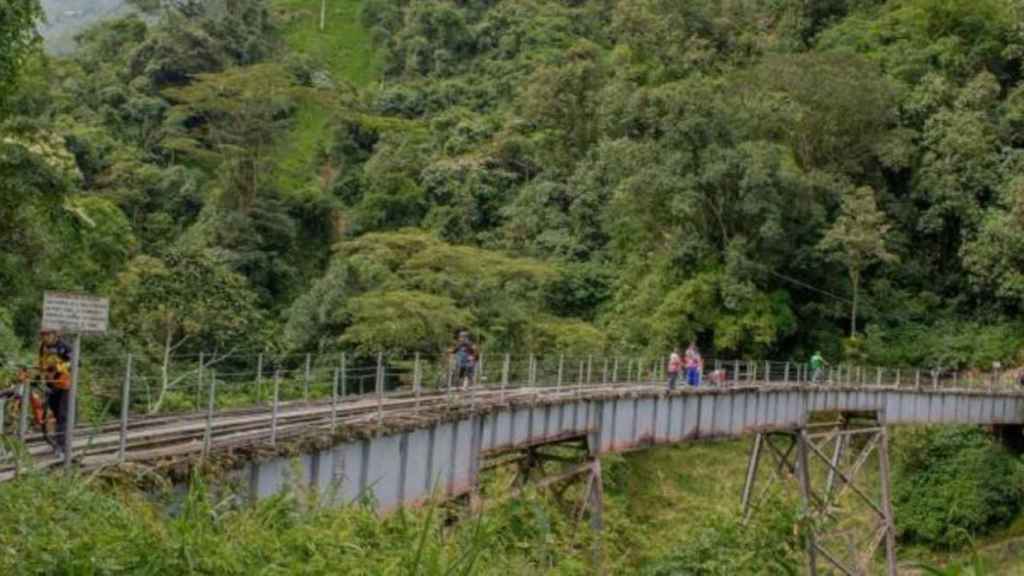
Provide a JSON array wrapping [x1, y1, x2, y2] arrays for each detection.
[[0, 0, 42, 116], [819, 186, 897, 336], [113, 250, 266, 413]]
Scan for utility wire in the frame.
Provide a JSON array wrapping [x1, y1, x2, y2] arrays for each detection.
[[748, 262, 854, 305]]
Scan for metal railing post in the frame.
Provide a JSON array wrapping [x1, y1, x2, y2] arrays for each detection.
[[303, 353, 312, 401], [895, 369, 901, 387], [765, 361, 770, 384], [376, 352, 384, 430], [477, 351, 484, 388], [119, 354, 133, 463], [784, 361, 790, 384], [602, 358, 609, 384], [578, 359, 584, 396], [331, 368, 339, 434], [914, 370, 920, 390], [587, 355, 593, 385], [271, 370, 280, 446], [341, 353, 347, 406], [203, 370, 216, 457], [413, 352, 421, 413], [17, 375, 29, 439], [557, 354, 564, 390], [529, 354, 536, 387], [612, 357, 619, 383], [876, 367, 882, 387], [196, 351, 204, 410], [256, 353, 264, 404], [501, 353, 510, 402]]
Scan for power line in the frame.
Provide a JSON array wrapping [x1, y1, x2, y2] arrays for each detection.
[[750, 262, 854, 305]]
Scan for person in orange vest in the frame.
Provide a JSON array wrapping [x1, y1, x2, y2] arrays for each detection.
[[38, 330, 72, 459]]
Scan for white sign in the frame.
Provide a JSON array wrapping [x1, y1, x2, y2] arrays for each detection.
[[42, 292, 109, 335]]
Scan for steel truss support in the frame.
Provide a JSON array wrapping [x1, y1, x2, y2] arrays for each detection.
[[475, 438, 605, 573], [741, 412, 897, 576]]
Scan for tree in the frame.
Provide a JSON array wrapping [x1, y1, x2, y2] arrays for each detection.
[[0, 0, 42, 116], [284, 230, 561, 353], [819, 186, 897, 336], [113, 250, 266, 412]]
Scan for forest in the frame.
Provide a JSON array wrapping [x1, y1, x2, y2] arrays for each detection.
[[4, 0, 1024, 370], [7, 2, 1024, 573]]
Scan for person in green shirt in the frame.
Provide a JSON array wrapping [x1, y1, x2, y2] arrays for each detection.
[[809, 352, 827, 384]]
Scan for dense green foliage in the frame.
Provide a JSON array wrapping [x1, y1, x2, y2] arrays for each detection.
[[0, 471, 582, 575], [893, 427, 1024, 550], [5, 0, 1024, 375], [0, 444, 803, 575], [0, 0, 42, 114], [637, 508, 801, 575]]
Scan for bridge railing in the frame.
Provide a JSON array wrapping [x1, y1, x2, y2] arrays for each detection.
[[0, 351, 1019, 469]]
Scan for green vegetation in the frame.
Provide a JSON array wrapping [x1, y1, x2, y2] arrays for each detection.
[[4, 433, 1024, 573], [274, 0, 378, 87], [6, 1, 1024, 572], [0, 442, 804, 575], [894, 427, 1024, 550], [6, 0, 1024, 374]]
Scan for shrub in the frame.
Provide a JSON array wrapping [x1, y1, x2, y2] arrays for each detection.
[[638, 500, 802, 576], [893, 427, 1024, 549]]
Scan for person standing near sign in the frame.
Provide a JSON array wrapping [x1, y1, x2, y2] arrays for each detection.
[[39, 330, 71, 364], [38, 330, 72, 459]]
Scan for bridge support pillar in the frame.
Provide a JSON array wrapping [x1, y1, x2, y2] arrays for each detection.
[[476, 436, 604, 573], [741, 412, 897, 576]]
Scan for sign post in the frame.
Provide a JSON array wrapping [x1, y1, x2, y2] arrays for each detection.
[[41, 292, 109, 473]]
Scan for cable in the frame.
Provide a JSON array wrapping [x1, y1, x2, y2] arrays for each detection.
[[748, 262, 854, 305]]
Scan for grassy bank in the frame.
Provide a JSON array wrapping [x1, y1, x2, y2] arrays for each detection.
[[2, 434, 1022, 574], [270, 0, 379, 193]]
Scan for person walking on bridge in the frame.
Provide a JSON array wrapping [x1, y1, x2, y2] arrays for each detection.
[[685, 342, 702, 387], [450, 331, 478, 390], [810, 351, 828, 384], [667, 347, 683, 390]]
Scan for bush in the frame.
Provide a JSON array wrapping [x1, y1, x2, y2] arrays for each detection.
[[0, 471, 597, 575], [638, 499, 802, 576], [893, 427, 1024, 549]]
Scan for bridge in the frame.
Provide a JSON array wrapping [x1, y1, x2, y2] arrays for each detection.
[[3, 354, 1023, 575]]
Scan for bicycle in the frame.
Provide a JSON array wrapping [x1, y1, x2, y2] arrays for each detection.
[[1, 368, 56, 449]]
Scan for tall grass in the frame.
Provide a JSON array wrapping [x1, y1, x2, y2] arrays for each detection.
[[0, 468, 598, 575]]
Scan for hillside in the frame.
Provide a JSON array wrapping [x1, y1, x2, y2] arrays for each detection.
[[5, 0, 1024, 375], [6, 0, 1024, 366], [6, 1, 1024, 573]]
